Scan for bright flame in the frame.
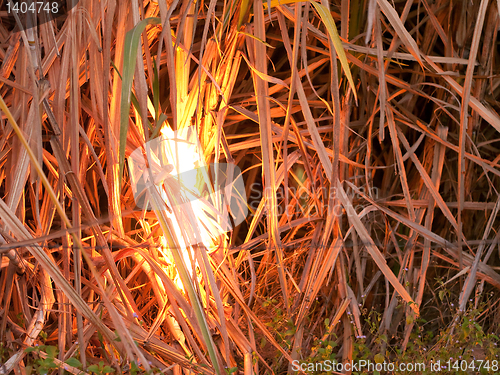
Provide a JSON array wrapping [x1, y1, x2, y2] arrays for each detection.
[[128, 123, 247, 291], [154, 125, 223, 290]]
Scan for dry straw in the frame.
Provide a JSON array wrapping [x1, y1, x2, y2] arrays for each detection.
[[0, 0, 499, 373]]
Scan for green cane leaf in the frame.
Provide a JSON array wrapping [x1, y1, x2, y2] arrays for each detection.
[[119, 17, 161, 183]]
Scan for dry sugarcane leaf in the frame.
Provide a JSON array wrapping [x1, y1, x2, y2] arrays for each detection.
[[336, 179, 419, 315], [377, 0, 423, 67]]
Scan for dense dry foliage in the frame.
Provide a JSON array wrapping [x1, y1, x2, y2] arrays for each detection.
[[1, 0, 500, 373]]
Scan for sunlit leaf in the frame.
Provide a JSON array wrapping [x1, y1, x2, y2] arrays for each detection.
[[309, 1, 357, 101], [263, 0, 357, 100]]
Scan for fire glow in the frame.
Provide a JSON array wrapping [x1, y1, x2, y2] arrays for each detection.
[[128, 124, 248, 290]]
